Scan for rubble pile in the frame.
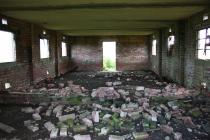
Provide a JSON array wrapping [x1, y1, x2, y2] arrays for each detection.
[[29, 79, 88, 97], [0, 71, 209, 140]]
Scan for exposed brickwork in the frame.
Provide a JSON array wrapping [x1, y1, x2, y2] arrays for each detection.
[[31, 25, 57, 82], [57, 35, 77, 75], [0, 14, 31, 90], [149, 31, 161, 75], [71, 36, 103, 71], [185, 9, 210, 90], [71, 36, 149, 71], [0, 14, 72, 90], [116, 36, 149, 71], [149, 9, 210, 92]]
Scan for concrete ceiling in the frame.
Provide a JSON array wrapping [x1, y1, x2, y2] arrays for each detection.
[[0, 0, 209, 36]]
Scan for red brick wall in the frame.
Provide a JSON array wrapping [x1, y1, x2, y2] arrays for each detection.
[[57, 34, 75, 75], [116, 36, 149, 71], [71, 36, 103, 71], [71, 36, 149, 71], [0, 14, 31, 90], [31, 25, 57, 82], [0, 14, 73, 90]]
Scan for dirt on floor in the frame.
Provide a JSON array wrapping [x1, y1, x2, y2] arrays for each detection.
[[0, 71, 210, 140]]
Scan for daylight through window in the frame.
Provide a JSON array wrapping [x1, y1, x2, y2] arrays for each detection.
[[40, 38, 49, 59], [61, 42, 67, 57], [0, 30, 16, 63], [152, 40, 157, 56], [197, 28, 210, 60]]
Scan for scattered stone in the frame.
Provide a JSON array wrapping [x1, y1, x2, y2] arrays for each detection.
[[24, 120, 33, 127], [106, 82, 113, 86], [45, 109, 52, 116], [50, 128, 59, 138], [21, 107, 34, 113], [53, 105, 64, 114], [160, 125, 174, 134], [113, 81, 122, 86], [92, 111, 100, 123], [73, 125, 87, 133], [44, 121, 55, 132], [174, 132, 182, 140], [58, 114, 76, 122], [165, 136, 170, 140], [181, 116, 196, 128], [0, 122, 16, 133], [73, 134, 91, 140], [187, 128, 192, 132], [109, 135, 125, 140], [165, 112, 171, 120], [103, 114, 112, 120], [58, 83, 65, 88], [160, 104, 169, 112], [27, 125, 39, 132], [60, 127, 68, 137], [188, 108, 202, 117], [128, 111, 140, 120], [120, 111, 127, 118], [99, 127, 109, 135], [136, 86, 145, 91], [91, 87, 120, 99], [132, 132, 149, 140], [32, 113, 41, 121], [82, 118, 93, 127], [35, 106, 43, 113]]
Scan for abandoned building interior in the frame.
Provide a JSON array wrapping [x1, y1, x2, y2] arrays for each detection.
[[0, 0, 210, 140]]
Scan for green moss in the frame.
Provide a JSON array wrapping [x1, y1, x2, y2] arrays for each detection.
[[66, 96, 83, 105]]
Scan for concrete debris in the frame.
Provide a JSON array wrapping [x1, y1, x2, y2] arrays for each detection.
[[180, 116, 196, 128], [160, 125, 174, 134], [73, 134, 91, 140], [99, 127, 109, 135], [73, 125, 87, 133], [32, 113, 41, 121], [82, 118, 93, 127], [91, 87, 120, 99], [136, 86, 145, 91], [108, 135, 125, 140], [174, 132, 183, 140], [92, 111, 100, 123], [113, 81, 122, 86], [0, 122, 16, 133], [58, 114, 76, 122], [24, 120, 39, 132], [35, 106, 43, 113], [165, 136, 170, 140], [106, 82, 113, 86], [60, 127, 68, 137], [45, 109, 52, 116], [102, 114, 112, 120], [132, 132, 149, 140], [21, 107, 34, 113], [68, 81, 83, 93], [2, 71, 208, 140], [50, 128, 59, 138], [53, 105, 64, 114], [27, 125, 39, 132], [120, 111, 127, 118], [44, 121, 55, 132]]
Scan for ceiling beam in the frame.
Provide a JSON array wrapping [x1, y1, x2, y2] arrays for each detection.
[[0, 2, 209, 11]]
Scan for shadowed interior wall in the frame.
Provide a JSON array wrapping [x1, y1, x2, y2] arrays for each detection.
[[0, 14, 73, 90], [71, 36, 149, 71], [0, 14, 31, 90]]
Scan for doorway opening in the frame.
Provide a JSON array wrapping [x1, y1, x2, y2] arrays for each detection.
[[103, 41, 116, 71]]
